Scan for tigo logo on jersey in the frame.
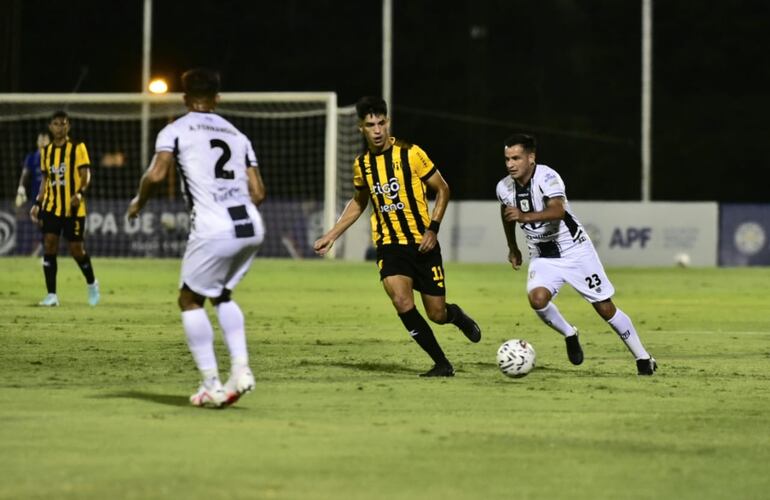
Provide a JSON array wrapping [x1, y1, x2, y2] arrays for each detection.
[[371, 177, 401, 199], [49, 163, 67, 186], [373, 177, 404, 213], [49, 163, 66, 174]]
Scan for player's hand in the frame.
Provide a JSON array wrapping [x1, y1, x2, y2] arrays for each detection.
[[70, 192, 81, 210], [15, 187, 27, 208], [126, 196, 142, 219], [29, 204, 40, 224], [418, 229, 437, 253], [313, 234, 335, 256], [508, 248, 523, 270], [503, 206, 523, 222]]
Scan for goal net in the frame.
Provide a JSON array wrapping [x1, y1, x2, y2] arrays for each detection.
[[0, 93, 363, 258]]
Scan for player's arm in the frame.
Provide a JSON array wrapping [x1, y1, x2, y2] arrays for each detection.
[[127, 151, 174, 218], [70, 165, 91, 209], [500, 204, 523, 270], [29, 170, 47, 224], [418, 169, 450, 253], [247, 166, 266, 206], [15, 169, 29, 207], [313, 188, 369, 256], [503, 197, 566, 224]]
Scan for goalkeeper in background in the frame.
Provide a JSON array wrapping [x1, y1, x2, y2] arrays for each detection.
[[15, 132, 50, 256], [15, 132, 50, 208]]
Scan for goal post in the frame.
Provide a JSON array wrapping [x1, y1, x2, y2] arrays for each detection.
[[0, 92, 360, 259]]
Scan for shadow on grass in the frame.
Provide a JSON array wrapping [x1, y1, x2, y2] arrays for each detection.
[[300, 359, 417, 375], [94, 390, 190, 407], [94, 390, 248, 410]]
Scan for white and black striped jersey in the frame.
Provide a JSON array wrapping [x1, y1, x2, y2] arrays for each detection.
[[155, 111, 261, 239], [496, 164, 588, 258]]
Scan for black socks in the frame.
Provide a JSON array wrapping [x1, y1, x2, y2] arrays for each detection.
[[43, 254, 57, 293], [398, 307, 449, 365], [75, 254, 95, 284]]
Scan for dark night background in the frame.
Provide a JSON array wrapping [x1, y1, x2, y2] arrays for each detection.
[[1, 0, 768, 202]]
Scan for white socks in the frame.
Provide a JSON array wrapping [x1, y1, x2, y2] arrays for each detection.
[[215, 300, 249, 369], [182, 308, 219, 379], [183, 302, 252, 382], [535, 302, 576, 337], [536, 301, 650, 361], [607, 308, 650, 360]]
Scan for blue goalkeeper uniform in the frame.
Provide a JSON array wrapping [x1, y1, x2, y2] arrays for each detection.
[[23, 149, 44, 198]]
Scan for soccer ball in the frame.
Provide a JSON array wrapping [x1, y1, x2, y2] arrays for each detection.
[[497, 339, 536, 378], [675, 252, 691, 267]]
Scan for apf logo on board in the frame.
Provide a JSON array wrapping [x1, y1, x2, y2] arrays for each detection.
[[609, 227, 652, 248]]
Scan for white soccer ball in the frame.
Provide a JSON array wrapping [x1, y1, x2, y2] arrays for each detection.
[[497, 339, 536, 378], [675, 252, 691, 267]]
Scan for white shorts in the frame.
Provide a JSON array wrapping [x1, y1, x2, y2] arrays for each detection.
[[180, 234, 263, 298], [526, 242, 615, 303]]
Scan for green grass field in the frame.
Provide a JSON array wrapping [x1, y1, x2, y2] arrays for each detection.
[[1, 257, 769, 500]]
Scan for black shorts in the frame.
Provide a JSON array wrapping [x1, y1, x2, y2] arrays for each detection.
[[376, 244, 446, 296], [40, 211, 86, 242]]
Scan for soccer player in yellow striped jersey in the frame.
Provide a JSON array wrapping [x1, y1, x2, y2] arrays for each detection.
[[314, 96, 481, 377], [30, 111, 99, 307]]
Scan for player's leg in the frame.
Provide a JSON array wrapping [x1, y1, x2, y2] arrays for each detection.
[[39, 213, 61, 306], [179, 238, 227, 407], [527, 258, 582, 364], [212, 289, 255, 404], [212, 290, 247, 366], [592, 299, 656, 375], [421, 293, 481, 345], [383, 275, 453, 377], [377, 245, 453, 376], [417, 249, 481, 343], [421, 290, 482, 343], [215, 240, 261, 403], [180, 286, 226, 407], [564, 244, 656, 374], [65, 217, 99, 305]]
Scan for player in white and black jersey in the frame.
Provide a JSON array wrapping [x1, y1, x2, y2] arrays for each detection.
[[496, 133, 657, 375], [128, 68, 267, 406]]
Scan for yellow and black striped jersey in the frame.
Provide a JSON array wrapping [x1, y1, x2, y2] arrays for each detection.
[[40, 140, 91, 217], [353, 137, 437, 246]]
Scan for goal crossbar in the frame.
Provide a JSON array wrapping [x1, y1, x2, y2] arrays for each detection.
[[0, 92, 340, 256]]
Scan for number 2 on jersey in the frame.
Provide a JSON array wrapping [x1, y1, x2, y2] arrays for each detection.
[[210, 139, 234, 179]]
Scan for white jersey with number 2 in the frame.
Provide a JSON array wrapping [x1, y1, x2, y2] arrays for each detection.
[[155, 111, 262, 239]]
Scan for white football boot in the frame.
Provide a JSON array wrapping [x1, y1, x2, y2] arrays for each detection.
[[87, 280, 100, 306], [189, 380, 227, 408], [38, 293, 60, 307], [224, 367, 255, 405]]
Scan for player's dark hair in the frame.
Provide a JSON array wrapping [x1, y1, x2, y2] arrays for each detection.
[[504, 133, 537, 153], [182, 68, 221, 98], [50, 110, 69, 122], [356, 96, 388, 120]]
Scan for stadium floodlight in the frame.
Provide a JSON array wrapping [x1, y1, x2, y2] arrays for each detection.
[[148, 79, 168, 95], [0, 92, 361, 259]]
